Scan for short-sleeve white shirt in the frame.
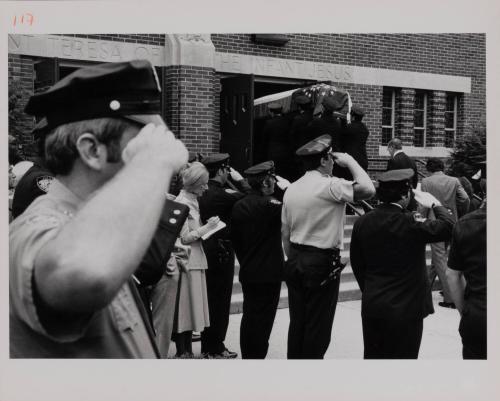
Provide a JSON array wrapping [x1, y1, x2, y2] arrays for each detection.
[[282, 170, 354, 250]]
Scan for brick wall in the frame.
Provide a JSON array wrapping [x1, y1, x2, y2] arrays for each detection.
[[212, 33, 486, 143], [61, 34, 165, 46]]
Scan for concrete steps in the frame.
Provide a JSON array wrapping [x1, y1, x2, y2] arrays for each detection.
[[230, 214, 437, 314]]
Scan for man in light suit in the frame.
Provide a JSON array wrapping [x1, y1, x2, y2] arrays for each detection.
[[420, 158, 470, 308]]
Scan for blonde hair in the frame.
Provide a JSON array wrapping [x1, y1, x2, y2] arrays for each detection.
[[181, 161, 209, 192]]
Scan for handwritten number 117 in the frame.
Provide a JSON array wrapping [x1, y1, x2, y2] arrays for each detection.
[[13, 14, 34, 26]]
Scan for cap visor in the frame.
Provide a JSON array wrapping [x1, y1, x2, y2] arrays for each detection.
[[123, 114, 166, 127]]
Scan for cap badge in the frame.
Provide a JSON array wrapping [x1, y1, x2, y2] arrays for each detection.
[[109, 100, 121, 111]]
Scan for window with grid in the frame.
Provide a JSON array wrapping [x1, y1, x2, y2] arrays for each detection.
[[381, 88, 396, 145], [414, 91, 428, 147], [444, 93, 458, 148]]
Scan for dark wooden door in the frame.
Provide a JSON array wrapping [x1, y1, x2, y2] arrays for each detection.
[[220, 74, 254, 172]]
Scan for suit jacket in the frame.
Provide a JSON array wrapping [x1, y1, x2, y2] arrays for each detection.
[[350, 204, 455, 320], [386, 151, 418, 188], [420, 172, 470, 220]]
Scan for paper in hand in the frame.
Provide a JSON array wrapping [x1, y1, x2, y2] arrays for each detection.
[[201, 221, 227, 240]]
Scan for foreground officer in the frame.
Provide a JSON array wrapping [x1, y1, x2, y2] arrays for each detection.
[[281, 135, 375, 359], [350, 169, 455, 359], [446, 200, 487, 359], [9, 60, 188, 358], [199, 153, 248, 358], [231, 161, 284, 359]]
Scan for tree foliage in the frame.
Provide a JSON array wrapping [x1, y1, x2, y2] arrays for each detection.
[[447, 123, 486, 178]]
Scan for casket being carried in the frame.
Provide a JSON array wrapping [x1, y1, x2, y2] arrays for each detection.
[[254, 82, 352, 120]]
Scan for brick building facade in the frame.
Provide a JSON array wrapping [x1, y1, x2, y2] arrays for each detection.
[[8, 33, 485, 175]]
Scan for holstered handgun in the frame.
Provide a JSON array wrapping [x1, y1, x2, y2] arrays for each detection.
[[319, 251, 346, 287]]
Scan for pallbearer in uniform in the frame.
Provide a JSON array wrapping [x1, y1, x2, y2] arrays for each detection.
[[341, 105, 369, 179], [350, 169, 455, 359], [199, 153, 248, 358], [9, 60, 188, 358], [306, 96, 343, 149], [281, 135, 375, 359], [231, 161, 284, 359], [263, 102, 293, 179]]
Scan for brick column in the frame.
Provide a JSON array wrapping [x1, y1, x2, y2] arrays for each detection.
[[163, 35, 219, 155], [428, 90, 446, 147], [396, 88, 415, 146]]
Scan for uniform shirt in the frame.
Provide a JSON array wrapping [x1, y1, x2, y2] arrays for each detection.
[[12, 161, 54, 219], [9, 179, 157, 358], [231, 190, 284, 283], [282, 170, 354, 250], [448, 207, 486, 313], [350, 204, 455, 320]]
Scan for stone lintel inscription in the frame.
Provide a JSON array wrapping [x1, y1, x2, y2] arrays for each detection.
[[215, 52, 471, 93]]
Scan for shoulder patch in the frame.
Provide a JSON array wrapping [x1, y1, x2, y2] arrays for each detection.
[[225, 189, 237, 194], [269, 199, 282, 205], [36, 176, 54, 193]]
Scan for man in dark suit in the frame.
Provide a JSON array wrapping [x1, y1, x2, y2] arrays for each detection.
[[231, 161, 284, 359], [350, 169, 455, 359], [386, 138, 419, 210]]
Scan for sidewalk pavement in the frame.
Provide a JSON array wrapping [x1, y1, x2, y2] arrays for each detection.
[[187, 291, 462, 359]]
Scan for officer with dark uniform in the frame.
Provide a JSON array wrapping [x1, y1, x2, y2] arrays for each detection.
[[231, 161, 284, 359], [446, 200, 487, 359], [262, 102, 292, 179], [290, 94, 314, 151], [350, 169, 455, 359], [341, 105, 369, 179], [305, 96, 343, 150], [199, 153, 249, 358], [12, 122, 54, 219], [282, 135, 375, 359], [289, 95, 314, 181]]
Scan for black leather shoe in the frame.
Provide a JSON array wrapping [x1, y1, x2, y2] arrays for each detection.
[[438, 301, 456, 309], [207, 349, 238, 359]]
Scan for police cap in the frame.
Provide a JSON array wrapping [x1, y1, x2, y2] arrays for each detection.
[[24, 60, 163, 134], [322, 96, 343, 112], [201, 153, 230, 170], [295, 134, 332, 157], [351, 105, 365, 117], [295, 95, 311, 105], [268, 102, 283, 112], [244, 160, 275, 176], [377, 169, 414, 185]]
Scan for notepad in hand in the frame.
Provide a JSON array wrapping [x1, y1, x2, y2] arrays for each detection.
[[201, 221, 227, 240]]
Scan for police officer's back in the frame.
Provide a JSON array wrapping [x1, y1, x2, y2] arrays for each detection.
[[342, 105, 369, 173]]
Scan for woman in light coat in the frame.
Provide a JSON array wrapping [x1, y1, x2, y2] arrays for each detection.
[[172, 162, 219, 358]]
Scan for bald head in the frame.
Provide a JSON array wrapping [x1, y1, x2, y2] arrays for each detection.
[[387, 138, 403, 157]]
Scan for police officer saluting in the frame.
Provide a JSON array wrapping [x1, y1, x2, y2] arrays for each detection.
[[231, 161, 284, 359], [9, 60, 188, 358], [282, 135, 375, 359], [199, 153, 249, 358], [350, 169, 455, 359]]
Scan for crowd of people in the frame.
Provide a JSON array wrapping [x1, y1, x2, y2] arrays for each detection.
[[9, 59, 486, 360]]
